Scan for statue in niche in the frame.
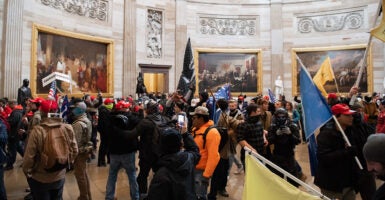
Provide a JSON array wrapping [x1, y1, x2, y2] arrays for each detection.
[[17, 79, 32, 109], [136, 72, 147, 98], [275, 75, 283, 98]]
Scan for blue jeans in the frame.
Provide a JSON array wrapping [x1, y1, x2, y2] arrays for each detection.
[[0, 166, 6, 199], [28, 177, 64, 200], [106, 152, 139, 200]]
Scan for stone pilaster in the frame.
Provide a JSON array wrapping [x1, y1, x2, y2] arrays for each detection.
[[2, 0, 24, 99], [123, 0, 136, 96], [175, 0, 187, 92], [270, 0, 284, 96]]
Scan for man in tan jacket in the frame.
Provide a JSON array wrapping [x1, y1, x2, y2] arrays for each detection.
[[23, 99, 78, 199], [70, 99, 93, 200]]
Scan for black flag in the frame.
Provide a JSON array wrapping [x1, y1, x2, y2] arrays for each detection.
[[177, 38, 195, 104]]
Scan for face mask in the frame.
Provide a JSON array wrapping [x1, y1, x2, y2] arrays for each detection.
[[105, 104, 113, 110], [71, 107, 85, 117], [276, 115, 287, 128]]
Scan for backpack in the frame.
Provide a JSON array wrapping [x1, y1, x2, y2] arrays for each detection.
[[202, 125, 228, 152], [73, 118, 92, 153], [40, 123, 72, 172]]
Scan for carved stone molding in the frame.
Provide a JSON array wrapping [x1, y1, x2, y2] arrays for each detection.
[[297, 10, 364, 33], [146, 9, 163, 59], [199, 15, 257, 36], [40, 0, 109, 21]]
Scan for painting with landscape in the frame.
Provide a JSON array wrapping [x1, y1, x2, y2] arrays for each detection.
[[292, 45, 372, 96]]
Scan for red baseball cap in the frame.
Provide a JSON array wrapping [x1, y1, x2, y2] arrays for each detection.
[[115, 100, 130, 110], [327, 93, 338, 99], [104, 98, 114, 105], [40, 99, 58, 113], [29, 97, 45, 104], [331, 103, 355, 115]]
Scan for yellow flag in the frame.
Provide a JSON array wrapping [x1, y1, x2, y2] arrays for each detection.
[[313, 57, 334, 97], [242, 154, 323, 200], [371, 0, 385, 42]]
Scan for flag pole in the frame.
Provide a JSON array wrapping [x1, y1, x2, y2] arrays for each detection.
[[354, 0, 382, 87], [244, 147, 332, 200], [332, 115, 363, 170]]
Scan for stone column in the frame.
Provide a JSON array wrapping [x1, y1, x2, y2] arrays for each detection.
[[1, 0, 24, 99], [123, 0, 136, 96], [270, 0, 284, 96], [175, 0, 188, 92]]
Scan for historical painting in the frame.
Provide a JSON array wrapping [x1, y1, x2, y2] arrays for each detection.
[[292, 44, 372, 95], [194, 48, 262, 96], [31, 24, 114, 97]]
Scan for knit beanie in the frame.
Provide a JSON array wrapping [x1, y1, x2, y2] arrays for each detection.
[[160, 128, 182, 154], [363, 134, 385, 164]]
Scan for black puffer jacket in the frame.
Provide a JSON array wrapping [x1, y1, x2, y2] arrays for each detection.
[[108, 111, 142, 155], [314, 121, 358, 192], [147, 133, 200, 200]]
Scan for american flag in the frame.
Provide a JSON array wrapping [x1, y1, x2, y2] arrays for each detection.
[[60, 95, 69, 122], [47, 81, 57, 100], [267, 88, 277, 103]]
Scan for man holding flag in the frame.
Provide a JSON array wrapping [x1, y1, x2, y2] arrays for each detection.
[[299, 56, 358, 200]]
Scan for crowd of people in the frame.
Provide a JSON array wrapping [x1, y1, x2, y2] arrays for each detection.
[[0, 80, 384, 200]]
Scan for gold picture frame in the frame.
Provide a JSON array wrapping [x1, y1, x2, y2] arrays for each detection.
[[194, 48, 262, 97], [291, 44, 372, 96], [31, 24, 114, 98]]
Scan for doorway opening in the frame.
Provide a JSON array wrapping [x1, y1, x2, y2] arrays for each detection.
[[139, 64, 171, 94]]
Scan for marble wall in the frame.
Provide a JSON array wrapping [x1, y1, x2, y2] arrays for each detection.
[[0, 0, 383, 100]]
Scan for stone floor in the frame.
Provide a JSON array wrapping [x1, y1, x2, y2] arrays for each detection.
[[4, 142, 382, 200]]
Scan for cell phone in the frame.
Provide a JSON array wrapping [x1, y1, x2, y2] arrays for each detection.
[[177, 114, 185, 127]]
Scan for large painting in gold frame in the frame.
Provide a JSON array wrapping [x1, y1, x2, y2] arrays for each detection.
[[291, 44, 372, 96], [31, 24, 114, 97], [194, 48, 262, 97]]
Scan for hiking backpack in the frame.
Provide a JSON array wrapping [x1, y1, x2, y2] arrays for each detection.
[[40, 123, 73, 172], [202, 125, 228, 152]]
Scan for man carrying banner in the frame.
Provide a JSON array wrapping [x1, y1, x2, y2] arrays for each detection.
[[314, 103, 358, 200]]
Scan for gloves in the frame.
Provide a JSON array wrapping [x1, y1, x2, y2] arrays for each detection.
[[276, 127, 291, 135]]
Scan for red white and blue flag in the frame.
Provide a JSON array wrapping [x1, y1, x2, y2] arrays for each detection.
[[47, 81, 57, 100]]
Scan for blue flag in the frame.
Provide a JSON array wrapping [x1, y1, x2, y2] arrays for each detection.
[[214, 84, 231, 100], [267, 88, 277, 103], [60, 95, 70, 123], [298, 57, 333, 176]]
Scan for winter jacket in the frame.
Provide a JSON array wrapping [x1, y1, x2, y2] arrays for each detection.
[[23, 117, 78, 183], [192, 120, 220, 178], [314, 121, 358, 192], [147, 133, 200, 200], [108, 111, 141, 154]]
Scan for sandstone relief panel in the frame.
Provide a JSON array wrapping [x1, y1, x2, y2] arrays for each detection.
[[40, 0, 109, 21], [146, 9, 162, 59], [199, 15, 257, 36], [297, 10, 364, 33]]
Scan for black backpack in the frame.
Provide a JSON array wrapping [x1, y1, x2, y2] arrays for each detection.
[[202, 126, 228, 152]]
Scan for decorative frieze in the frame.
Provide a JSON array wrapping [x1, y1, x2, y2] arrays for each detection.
[[199, 15, 257, 36], [297, 10, 364, 33], [146, 9, 163, 59], [40, 0, 109, 21]]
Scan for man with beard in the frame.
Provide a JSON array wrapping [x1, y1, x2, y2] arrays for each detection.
[[363, 134, 385, 200]]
